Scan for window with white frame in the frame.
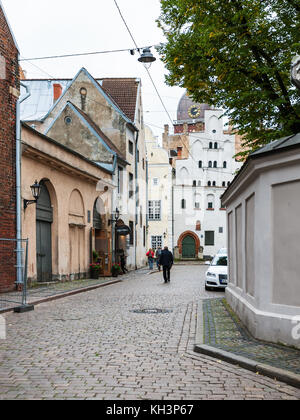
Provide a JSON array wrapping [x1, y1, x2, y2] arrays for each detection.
[[151, 236, 162, 250], [153, 178, 159, 186], [148, 200, 161, 221]]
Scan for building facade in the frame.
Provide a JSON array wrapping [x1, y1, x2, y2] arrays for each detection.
[[163, 93, 241, 259], [20, 69, 148, 271], [0, 2, 19, 292], [21, 123, 114, 283], [145, 126, 172, 253], [222, 133, 300, 349]]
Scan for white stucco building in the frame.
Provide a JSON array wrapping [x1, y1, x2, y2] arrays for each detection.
[[222, 133, 300, 349], [145, 126, 173, 253], [171, 108, 241, 259]]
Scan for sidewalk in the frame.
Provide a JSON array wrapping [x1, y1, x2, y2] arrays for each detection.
[[0, 275, 128, 313], [195, 298, 300, 389]]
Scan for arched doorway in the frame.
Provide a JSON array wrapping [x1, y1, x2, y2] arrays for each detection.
[[182, 235, 196, 258], [178, 231, 200, 259], [36, 181, 53, 282]]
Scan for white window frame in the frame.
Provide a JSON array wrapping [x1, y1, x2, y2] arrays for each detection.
[[148, 200, 161, 221]]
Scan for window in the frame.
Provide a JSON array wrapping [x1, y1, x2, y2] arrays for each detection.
[[129, 140, 134, 155], [148, 200, 161, 221], [142, 158, 145, 170], [207, 194, 215, 209], [143, 226, 146, 247], [137, 149, 140, 162], [209, 142, 213, 149], [212, 181, 216, 187], [181, 199, 186, 209], [129, 173, 134, 198], [198, 160, 202, 168], [213, 161, 217, 168], [222, 181, 226, 187], [151, 236, 162, 250], [208, 161, 212, 168], [214, 142, 218, 149], [177, 147, 182, 158], [196, 221, 201, 231], [227, 181, 231, 187], [223, 161, 227, 168], [219, 227, 223, 233], [195, 202, 200, 209], [140, 206, 143, 228], [208, 202, 213, 209], [129, 221, 134, 245], [205, 231, 215, 246], [153, 178, 159, 186], [208, 181, 211, 187], [193, 180, 197, 187], [118, 166, 123, 194], [198, 181, 201, 186]]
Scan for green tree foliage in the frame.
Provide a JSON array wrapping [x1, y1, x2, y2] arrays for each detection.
[[157, 0, 300, 157]]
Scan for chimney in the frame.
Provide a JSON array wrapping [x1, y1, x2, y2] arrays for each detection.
[[53, 83, 62, 103]]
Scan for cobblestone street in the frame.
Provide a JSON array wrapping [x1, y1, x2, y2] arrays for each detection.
[[0, 266, 300, 400]]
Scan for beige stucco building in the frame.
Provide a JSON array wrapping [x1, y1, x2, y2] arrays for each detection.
[[146, 126, 173, 253], [21, 123, 114, 283], [222, 133, 300, 349]]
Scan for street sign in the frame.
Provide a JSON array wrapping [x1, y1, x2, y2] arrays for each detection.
[[116, 225, 131, 236]]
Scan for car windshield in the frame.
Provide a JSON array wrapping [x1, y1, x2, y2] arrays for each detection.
[[211, 255, 227, 266]]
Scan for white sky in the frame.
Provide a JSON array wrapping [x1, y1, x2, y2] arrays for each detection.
[[2, 0, 185, 139]]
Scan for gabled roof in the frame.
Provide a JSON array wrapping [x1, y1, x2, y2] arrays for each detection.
[[42, 67, 133, 126], [101, 78, 139, 122], [45, 101, 127, 170], [0, 1, 19, 51]]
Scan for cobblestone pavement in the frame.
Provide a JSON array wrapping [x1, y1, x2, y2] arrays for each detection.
[[203, 299, 300, 375], [0, 266, 300, 400]]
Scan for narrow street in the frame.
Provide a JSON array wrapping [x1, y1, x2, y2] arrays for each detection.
[[0, 266, 299, 400]]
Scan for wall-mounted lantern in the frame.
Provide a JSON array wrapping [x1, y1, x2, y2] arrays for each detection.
[[24, 180, 41, 210]]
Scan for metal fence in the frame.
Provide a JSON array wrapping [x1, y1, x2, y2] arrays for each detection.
[[0, 238, 30, 312]]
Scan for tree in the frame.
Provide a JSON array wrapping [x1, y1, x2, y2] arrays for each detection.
[[157, 0, 300, 158]]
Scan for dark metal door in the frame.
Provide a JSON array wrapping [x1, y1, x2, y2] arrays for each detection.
[[36, 182, 53, 282], [182, 235, 196, 258]]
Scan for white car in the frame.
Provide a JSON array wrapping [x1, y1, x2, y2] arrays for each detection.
[[205, 253, 228, 290]]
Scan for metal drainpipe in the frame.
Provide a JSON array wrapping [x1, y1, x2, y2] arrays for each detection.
[[16, 79, 31, 285], [134, 130, 139, 270], [146, 158, 149, 252]]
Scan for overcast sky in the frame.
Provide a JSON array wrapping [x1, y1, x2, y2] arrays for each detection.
[[2, 0, 185, 139]]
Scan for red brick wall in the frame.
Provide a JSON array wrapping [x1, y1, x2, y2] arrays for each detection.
[[0, 5, 19, 292]]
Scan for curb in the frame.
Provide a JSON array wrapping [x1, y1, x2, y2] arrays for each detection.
[[0, 279, 122, 314], [194, 301, 300, 389]]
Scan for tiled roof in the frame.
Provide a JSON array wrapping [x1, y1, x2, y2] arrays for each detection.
[[100, 78, 139, 122]]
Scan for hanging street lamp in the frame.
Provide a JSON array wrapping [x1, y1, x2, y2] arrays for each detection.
[[24, 180, 42, 210]]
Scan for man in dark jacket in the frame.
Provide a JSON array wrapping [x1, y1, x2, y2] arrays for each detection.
[[159, 246, 174, 283]]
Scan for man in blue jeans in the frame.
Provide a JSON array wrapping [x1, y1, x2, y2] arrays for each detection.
[[159, 246, 174, 283]]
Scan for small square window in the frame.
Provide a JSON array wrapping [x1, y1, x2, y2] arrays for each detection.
[[219, 227, 223, 233], [129, 140, 134, 155]]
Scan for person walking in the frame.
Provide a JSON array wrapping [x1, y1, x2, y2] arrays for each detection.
[[155, 247, 162, 271], [159, 246, 174, 283], [120, 252, 128, 274], [146, 248, 155, 270]]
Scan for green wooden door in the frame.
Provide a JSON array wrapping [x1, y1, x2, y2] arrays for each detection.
[[182, 235, 196, 258], [36, 183, 53, 282]]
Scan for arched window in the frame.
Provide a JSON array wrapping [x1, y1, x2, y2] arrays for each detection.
[[208, 161, 212, 168], [208, 181, 211, 187], [198, 160, 202, 168], [222, 181, 226, 187], [196, 220, 201, 231], [193, 180, 197, 187], [213, 161, 217, 168], [214, 142, 218, 149], [223, 161, 227, 168], [198, 180, 201, 186], [209, 142, 213, 149], [227, 181, 231, 187], [212, 181, 216, 187], [181, 199, 186, 209]]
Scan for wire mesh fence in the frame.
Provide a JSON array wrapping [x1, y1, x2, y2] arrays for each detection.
[[0, 238, 29, 311]]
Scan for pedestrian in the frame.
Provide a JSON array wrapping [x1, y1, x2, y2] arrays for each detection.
[[159, 246, 174, 283], [155, 247, 162, 271], [120, 252, 128, 274], [146, 248, 155, 270]]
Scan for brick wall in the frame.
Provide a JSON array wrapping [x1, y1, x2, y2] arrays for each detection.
[[0, 5, 19, 292]]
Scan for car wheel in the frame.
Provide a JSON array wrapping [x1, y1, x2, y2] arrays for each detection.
[[205, 285, 210, 291]]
